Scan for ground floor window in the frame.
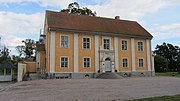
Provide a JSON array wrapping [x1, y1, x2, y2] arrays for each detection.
[[139, 59, 144, 67], [60, 57, 68, 68], [122, 58, 128, 68], [0, 68, 4, 75], [6, 68, 11, 75], [83, 57, 90, 68]]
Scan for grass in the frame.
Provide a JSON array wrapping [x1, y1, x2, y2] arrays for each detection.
[[155, 72, 180, 77], [129, 95, 180, 101]]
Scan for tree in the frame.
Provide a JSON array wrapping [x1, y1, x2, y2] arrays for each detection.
[[15, 45, 25, 57], [0, 46, 11, 63], [61, 2, 96, 16], [22, 39, 36, 59], [154, 55, 169, 72], [154, 42, 180, 72]]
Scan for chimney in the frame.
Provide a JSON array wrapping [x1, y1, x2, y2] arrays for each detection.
[[115, 16, 120, 20]]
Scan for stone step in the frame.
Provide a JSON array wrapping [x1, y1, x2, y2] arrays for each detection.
[[96, 72, 123, 79]]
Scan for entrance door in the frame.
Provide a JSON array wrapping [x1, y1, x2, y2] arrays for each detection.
[[105, 58, 111, 72]]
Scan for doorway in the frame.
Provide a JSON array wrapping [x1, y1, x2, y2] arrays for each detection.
[[105, 58, 111, 72]]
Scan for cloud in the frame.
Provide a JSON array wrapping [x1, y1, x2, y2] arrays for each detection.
[[151, 23, 180, 40], [41, 0, 75, 9], [87, 0, 180, 21], [0, 0, 75, 9], [0, 11, 43, 35], [0, 11, 44, 55]]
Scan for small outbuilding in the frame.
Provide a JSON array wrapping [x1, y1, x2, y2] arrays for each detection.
[[0, 61, 15, 81]]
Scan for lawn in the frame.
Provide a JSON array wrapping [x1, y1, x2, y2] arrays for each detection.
[[129, 95, 180, 101], [156, 72, 180, 77]]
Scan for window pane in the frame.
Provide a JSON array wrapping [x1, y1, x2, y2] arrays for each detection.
[[138, 42, 143, 51], [122, 40, 128, 50], [84, 58, 90, 68], [139, 59, 143, 67], [0, 68, 4, 75], [6, 68, 11, 75], [83, 38, 90, 49], [104, 39, 110, 49], [122, 59, 128, 68], [61, 36, 68, 48], [61, 57, 68, 68]]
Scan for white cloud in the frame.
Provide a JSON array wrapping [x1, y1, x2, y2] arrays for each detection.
[[41, 0, 75, 8], [87, 0, 180, 21], [0, 11, 43, 35], [0, 0, 75, 9], [151, 23, 180, 40], [0, 11, 44, 55]]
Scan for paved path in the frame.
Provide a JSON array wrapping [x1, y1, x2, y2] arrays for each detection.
[[0, 82, 14, 92], [0, 77, 180, 101]]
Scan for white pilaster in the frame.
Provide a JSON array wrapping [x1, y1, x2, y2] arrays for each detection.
[[146, 39, 151, 71], [50, 31, 55, 73], [131, 38, 136, 71], [74, 33, 78, 72], [95, 35, 99, 72], [114, 37, 119, 72]]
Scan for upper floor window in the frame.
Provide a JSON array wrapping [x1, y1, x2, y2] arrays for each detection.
[[83, 38, 90, 49], [83, 57, 90, 68], [60, 57, 68, 68], [139, 58, 144, 67], [138, 42, 143, 51], [61, 36, 68, 48], [122, 58, 128, 68], [122, 40, 128, 50], [103, 39, 110, 49]]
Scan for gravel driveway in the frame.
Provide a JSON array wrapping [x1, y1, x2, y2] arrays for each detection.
[[0, 77, 180, 101]]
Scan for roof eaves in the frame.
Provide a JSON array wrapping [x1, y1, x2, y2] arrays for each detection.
[[49, 27, 153, 39]]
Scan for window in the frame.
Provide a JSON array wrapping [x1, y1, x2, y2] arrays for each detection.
[[60, 57, 68, 68], [103, 39, 110, 49], [61, 36, 68, 48], [0, 68, 4, 75], [6, 68, 11, 75], [122, 58, 128, 68], [138, 42, 143, 51], [139, 59, 144, 67], [122, 40, 128, 50], [83, 58, 90, 68], [83, 38, 90, 49]]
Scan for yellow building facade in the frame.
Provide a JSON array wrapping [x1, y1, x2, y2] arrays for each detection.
[[36, 10, 155, 78]]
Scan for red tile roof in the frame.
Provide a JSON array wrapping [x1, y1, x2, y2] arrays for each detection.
[[45, 10, 153, 38]]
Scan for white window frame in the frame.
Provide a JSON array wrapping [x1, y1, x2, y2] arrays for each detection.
[[83, 57, 91, 68], [138, 41, 143, 51], [82, 37, 91, 49], [60, 35, 69, 48], [60, 56, 69, 68], [122, 58, 129, 68], [102, 37, 111, 50], [138, 58, 144, 68], [121, 40, 128, 51]]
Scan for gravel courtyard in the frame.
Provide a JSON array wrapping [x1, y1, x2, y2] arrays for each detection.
[[0, 77, 180, 101]]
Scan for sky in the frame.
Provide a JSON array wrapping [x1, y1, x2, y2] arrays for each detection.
[[0, 0, 180, 55]]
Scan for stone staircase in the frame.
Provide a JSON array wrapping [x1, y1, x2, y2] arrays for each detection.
[[95, 72, 123, 79]]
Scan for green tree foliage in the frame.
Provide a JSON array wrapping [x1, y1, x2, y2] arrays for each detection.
[[61, 2, 96, 16], [15, 45, 25, 57], [154, 42, 180, 72], [22, 39, 36, 59], [154, 55, 169, 72], [0, 46, 11, 63]]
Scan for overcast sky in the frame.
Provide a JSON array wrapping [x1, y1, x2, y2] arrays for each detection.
[[0, 0, 180, 55]]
